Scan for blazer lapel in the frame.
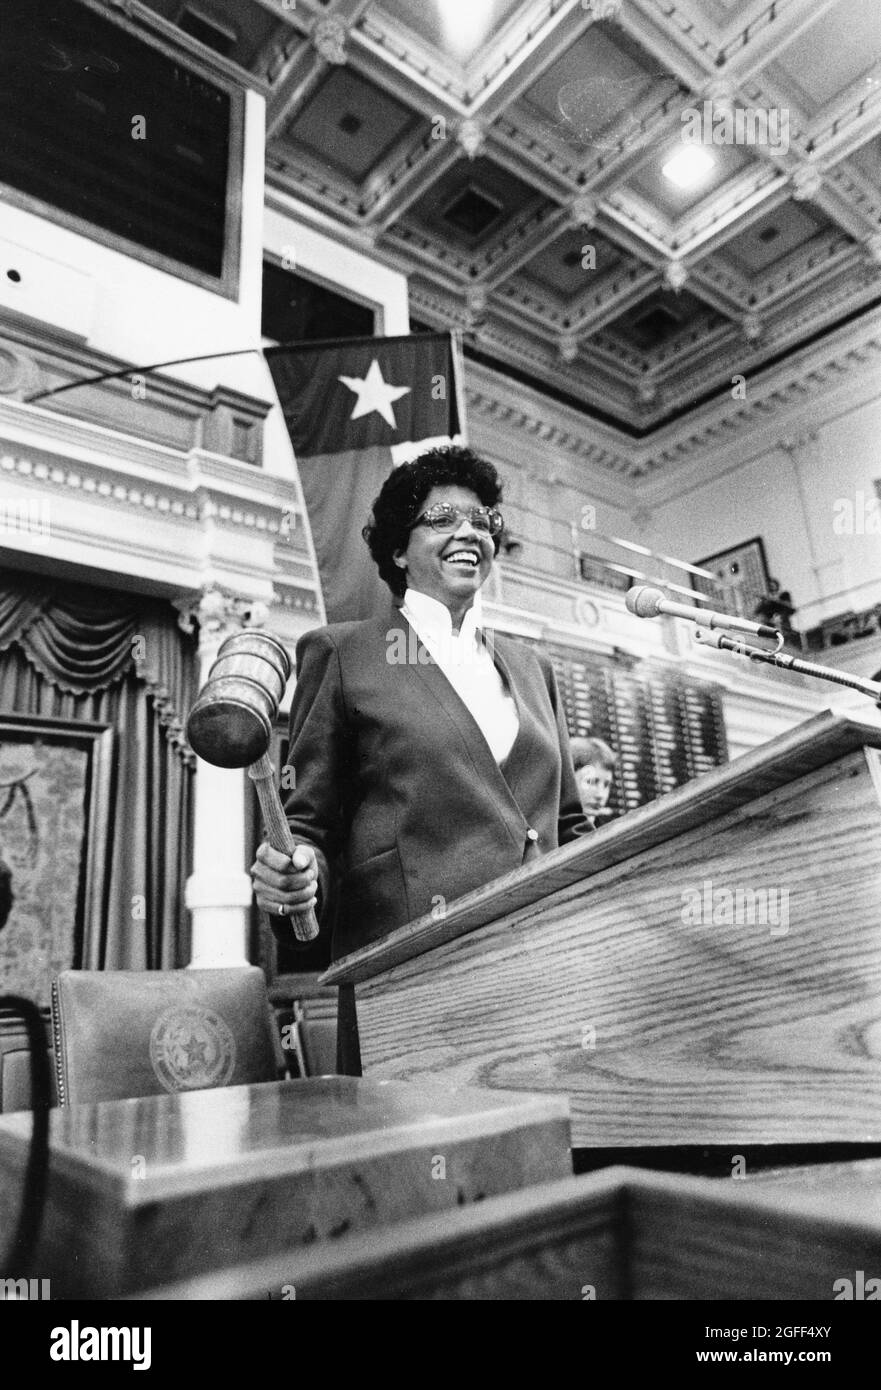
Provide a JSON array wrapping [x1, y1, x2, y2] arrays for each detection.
[[389, 605, 525, 823], [490, 638, 534, 792]]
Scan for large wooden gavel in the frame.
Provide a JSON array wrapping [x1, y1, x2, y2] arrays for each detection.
[[186, 630, 319, 942]]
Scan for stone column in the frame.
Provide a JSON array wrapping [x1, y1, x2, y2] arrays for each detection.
[[178, 588, 268, 968]]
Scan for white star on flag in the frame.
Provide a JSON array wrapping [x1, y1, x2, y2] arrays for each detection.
[[338, 358, 411, 428]]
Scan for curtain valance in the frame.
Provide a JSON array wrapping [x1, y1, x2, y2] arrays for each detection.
[[0, 570, 197, 762]]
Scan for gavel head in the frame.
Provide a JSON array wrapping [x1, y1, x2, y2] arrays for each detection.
[[186, 631, 292, 768]]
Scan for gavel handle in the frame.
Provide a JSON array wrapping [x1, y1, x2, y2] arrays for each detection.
[[248, 753, 319, 943]]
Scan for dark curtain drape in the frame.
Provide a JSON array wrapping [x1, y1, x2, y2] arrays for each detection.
[[0, 570, 197, 969]]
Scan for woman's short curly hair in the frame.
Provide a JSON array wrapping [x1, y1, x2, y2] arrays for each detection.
[[362, 445, 503, 598]]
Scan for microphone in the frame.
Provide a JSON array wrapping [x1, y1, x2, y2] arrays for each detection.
[[625, 585, 780, 639]]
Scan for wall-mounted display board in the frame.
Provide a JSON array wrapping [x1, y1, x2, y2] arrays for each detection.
[[534, 638, 729, 817], [0, 0, 243, 294]]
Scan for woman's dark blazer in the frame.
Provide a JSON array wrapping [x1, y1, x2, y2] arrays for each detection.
[[279, 599, 588, 966]]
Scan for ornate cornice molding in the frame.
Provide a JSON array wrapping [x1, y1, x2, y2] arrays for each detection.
[[635, 306, 881, 486], [463, 359, 634, 486], [455, 291, 881, 495], [0, 400, 309, 542]]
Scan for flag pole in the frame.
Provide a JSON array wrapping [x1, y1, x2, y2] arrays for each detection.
[[450, 329, 469, 445]]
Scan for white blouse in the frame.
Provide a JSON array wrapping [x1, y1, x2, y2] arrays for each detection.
[[400, 587, 520, 764]]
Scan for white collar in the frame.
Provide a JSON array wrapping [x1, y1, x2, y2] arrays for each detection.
[[402, 587, 483, 645]]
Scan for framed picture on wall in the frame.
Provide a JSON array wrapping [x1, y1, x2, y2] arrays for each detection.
[[578, 553, 634, 593], [691, 537, 771, 619], [0, 715, 113, 1008]]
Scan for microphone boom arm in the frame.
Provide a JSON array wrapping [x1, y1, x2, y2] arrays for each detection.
[[693, 628, 881, 706]]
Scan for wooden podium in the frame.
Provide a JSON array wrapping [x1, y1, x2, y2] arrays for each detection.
[[322, 710, 881, 1150]]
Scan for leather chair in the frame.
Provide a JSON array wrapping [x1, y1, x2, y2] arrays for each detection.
[[51, 967, 285, 1106], [290, 1005, 338, 1077], [1, 1046, 58, 1113]]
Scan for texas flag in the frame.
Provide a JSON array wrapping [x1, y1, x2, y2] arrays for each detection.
[[266, 333, 463, 623]]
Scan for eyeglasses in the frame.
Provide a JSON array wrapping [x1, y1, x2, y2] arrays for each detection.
[[412, 503, 504, 536]]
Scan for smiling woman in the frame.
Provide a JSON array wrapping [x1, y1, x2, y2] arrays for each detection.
[[249, 444, 589, 1073], [364, 447, 504, 631]]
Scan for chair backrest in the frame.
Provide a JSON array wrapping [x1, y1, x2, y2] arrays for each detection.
[[293, 1015, 338, 1077], [1, 1046, 58, 1113], [51, 967, 282, 1106]]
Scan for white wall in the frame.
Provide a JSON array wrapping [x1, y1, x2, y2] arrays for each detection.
[[647, 387, 881, 632]]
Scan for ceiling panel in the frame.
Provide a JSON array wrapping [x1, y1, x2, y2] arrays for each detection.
[[521, 24, 677, 151], [626, 138, 751, 219], [604, 289, 725, 353], [719, 201, 830, 275], [378, 0, 524, 64], [770, 0, 881, 114], [281, 68, 420, 182], [850, 133, 881, 184], [406, 156, 547, 249], [523, 229, 625, 297], [690, 0, 745, 20]]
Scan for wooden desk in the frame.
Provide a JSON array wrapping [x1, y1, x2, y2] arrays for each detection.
[[0, 1076, 570, 1298], [136, 1161, 881, 1301]]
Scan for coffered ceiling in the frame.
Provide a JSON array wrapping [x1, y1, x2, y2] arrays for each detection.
[[134, 0, 881, 433]]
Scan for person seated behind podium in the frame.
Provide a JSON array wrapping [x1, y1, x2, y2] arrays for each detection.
[[250, 446, 590, 1074], [570, 736, 617, 830]]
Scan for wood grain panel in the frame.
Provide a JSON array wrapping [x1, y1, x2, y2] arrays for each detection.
[[630, 1179, 881, 1300], [133, 1165, 881, 1302], [354, 743, 881, 1147], [323, 710, 881, 987], [137, 1170, 627, 1301], [0, 1077, 570, 1297]]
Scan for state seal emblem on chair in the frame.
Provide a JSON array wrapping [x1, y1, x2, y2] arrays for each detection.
[[149, 1005, 237, 1092]]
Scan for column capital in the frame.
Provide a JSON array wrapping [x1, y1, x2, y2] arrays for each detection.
[[457, 118, 485, 160], [792, 162, 822, 202], [665, 259, 688, 293], [173, 586, 271, 650], [567, 194, 599, 230], [312, 17, 348, 66]]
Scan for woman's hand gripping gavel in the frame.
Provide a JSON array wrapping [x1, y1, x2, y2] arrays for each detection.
[[250, 841, 319, 921], [186, 630, 319, 942]]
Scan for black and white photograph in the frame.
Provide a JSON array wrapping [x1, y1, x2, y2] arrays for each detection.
[[1, 0, 881, 1349]]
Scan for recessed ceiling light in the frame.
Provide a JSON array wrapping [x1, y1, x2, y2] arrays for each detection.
[[438, 0, 496, 61], [662, 146, 716, 190]]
